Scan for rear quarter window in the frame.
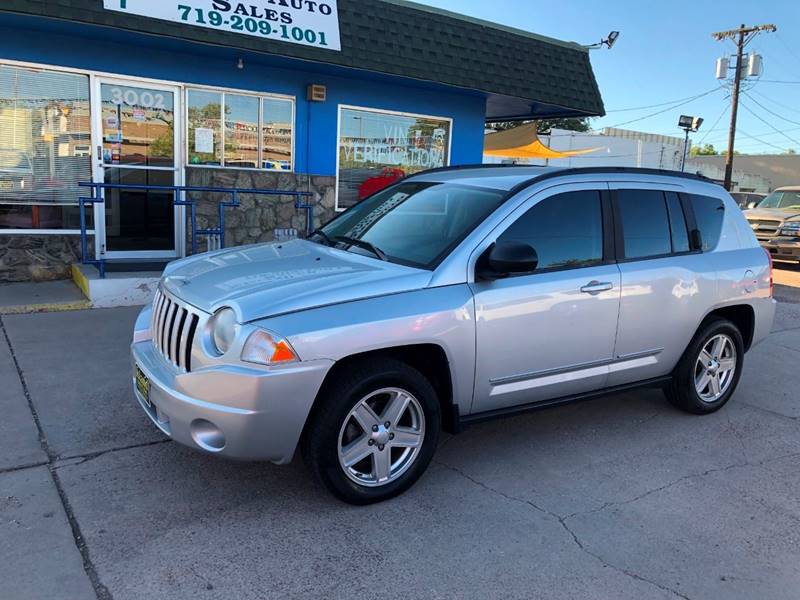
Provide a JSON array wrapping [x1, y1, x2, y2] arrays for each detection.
[[690, 194, 725, 251]]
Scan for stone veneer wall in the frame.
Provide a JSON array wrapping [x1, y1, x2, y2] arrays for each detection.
[[0, 170, 336, 282], [0, 235, 85, 283], [185, 168, 337, 253]]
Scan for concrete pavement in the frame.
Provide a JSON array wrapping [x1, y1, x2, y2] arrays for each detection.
[[1, 281, 799, 599]]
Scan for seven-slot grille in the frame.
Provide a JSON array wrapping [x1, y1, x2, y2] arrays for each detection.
[[151, 289, 199, 372], [747, 218, 782, 238]]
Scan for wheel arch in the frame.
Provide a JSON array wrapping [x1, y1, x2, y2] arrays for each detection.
[[698, 304, 756, 351], [301, 344, 459, 443]]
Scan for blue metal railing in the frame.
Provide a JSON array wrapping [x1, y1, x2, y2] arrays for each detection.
[[78, 182, 314, 278]]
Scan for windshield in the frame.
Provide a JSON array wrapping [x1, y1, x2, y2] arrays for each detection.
[[757, 191, 800, 210], [314, 181, 506, 269]]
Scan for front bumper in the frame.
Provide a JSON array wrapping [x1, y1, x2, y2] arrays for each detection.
[[759, 237, 800, 261], [131, 339, 333, 464]]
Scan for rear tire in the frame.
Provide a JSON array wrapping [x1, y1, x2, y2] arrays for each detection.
[[665, 317, 744, 415], [302, 358, 440, 505]]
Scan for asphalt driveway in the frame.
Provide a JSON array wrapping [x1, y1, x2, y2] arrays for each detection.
[[2, 286, 799, 600]]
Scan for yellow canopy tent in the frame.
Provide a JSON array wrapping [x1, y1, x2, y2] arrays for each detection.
[[484, 122, 602, 159]]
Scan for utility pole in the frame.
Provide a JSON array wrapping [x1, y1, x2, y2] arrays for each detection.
[[713, 24, 776, 191]]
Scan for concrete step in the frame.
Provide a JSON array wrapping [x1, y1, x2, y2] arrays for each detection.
[[71, 264, 161, 308]]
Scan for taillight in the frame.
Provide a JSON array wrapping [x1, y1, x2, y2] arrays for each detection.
[[764, 248, 774, 296]]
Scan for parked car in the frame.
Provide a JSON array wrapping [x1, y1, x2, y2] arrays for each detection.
[[730, 191, 766, 210], [132, 166, 775, 504], [743, 186, 800, 262], [0, 149, 34, 197]]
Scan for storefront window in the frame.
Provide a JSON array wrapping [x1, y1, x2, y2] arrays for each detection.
[[187, 89, 222, 166], [336, 106, 451, 211], [262, 98, 293, 171], [0, 65, 92, 230], [187, 88, 293, 171], [224, 94, 259, 168]]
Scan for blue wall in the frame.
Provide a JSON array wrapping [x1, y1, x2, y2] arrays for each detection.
[[0, 13, 488, 177]]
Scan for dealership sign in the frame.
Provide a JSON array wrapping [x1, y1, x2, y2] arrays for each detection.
[[103, 0, 341, 51]]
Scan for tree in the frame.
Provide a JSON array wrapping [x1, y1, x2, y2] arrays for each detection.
[[784, 148, 797, 155], [690, 144, 718, 157], [488, 118, 592, 134]]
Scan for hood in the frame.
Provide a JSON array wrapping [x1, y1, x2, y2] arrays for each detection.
[[160, 239, 432, 322], [744, 207, 800, 221]]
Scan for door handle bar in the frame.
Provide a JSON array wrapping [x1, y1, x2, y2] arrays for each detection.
[[581, 281, 614, 294]]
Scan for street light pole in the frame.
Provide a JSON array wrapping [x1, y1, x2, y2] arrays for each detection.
[[713, 23, 777, 191], [681, 128, 690, 172]]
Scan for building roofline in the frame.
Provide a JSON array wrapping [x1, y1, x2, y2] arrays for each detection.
[[379, 0, 589, 53]]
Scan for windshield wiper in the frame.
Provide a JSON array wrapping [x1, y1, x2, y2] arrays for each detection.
[[310, 228, 334, 246], [333, 236, 388, 261]]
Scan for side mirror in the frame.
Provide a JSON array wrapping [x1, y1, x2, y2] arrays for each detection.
[[478, 241, 538, 279], [690, 228, 703, 251]]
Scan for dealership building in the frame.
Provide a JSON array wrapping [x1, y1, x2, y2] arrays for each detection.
[[0, 0, 604, 283]]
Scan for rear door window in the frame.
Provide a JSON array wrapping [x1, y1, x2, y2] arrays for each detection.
[[616, 190, 672, 259], [689, 194, 725, 251], [666, 192, 690, 253]]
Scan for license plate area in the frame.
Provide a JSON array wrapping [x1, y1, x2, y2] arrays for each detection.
[[135, 365, 151, 407]]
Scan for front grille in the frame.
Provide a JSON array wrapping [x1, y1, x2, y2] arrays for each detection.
[[748, 218, 782, 237], [151, 289, 200, 372]]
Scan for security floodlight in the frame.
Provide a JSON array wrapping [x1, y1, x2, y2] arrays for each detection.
[[585, 31, 620, 50], [678, 115, 703, 132]]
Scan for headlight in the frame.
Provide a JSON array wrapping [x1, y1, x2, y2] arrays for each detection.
[[779, 221, 800, 236], [241, 330, 298, 365], [210, 307, 239, 355]]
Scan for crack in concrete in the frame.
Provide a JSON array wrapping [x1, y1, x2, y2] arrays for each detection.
[[1, 315, 113, 600], [0, 460, 49, 475], [738, 401, 799, 422], [54, 439, 173, 470], [435, 459, 692, 600]]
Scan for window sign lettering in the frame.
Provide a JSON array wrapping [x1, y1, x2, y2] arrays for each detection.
[[103, 0, 341, 51], [336, 107, 452, 210]]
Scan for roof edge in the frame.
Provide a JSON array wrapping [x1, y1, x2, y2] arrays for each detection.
[[378, 0, 589, 53]]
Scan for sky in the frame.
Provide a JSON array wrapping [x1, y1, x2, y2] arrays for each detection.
[[416, 0, 800, 154]]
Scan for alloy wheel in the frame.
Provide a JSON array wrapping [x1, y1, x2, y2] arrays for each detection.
[[337, 387, 426, 487], [694, 333, 737, 403]]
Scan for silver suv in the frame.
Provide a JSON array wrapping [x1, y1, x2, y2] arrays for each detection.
[[744, 186, 800, 262], [132, 166, 776, 504]]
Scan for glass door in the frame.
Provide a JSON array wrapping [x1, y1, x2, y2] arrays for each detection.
[[91, 78, 182, 260]]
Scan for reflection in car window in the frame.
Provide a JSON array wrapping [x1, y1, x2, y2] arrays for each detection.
[[618, 190, 672, 259], [498, 190, 603, 270], [666, 192, 690, 253], [316, 182, 506, 269], [757, 191, 800, 210], [690, 194, 725, 251]]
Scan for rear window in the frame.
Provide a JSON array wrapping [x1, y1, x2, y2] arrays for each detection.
[[690, 194, 725, 251]]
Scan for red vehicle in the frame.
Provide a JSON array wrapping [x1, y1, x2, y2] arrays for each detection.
[[358, 167, 406, 200]]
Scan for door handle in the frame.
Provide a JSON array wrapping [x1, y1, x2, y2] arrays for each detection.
[[581, 281, 613, 294]]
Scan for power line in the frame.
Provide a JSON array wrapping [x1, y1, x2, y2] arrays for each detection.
[[737, 127, 794, 152], [696, 103, 729, 145], [757, 79, 800, 84], [604, 90, 725, 113], [739, 98, 800, 147], [742, 91, 800, 127], [603, 87, 723, 129], [748, 88, 800, 116]]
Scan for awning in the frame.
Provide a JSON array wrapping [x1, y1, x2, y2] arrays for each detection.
[[484, 123, 602, 159]]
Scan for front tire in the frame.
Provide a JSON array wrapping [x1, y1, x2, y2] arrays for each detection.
[[665, 318, 744, 414], [302, 358, 441, 504]]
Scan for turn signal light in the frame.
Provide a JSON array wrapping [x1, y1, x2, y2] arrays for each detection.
[[241, 330, 299, 365]]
